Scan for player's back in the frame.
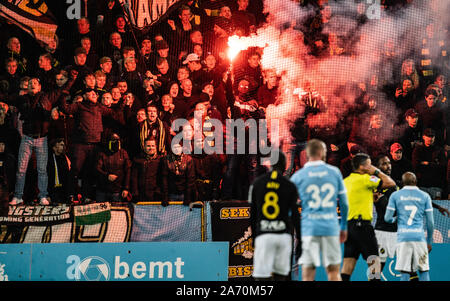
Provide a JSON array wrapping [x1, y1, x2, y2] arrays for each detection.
[[249, 170, 299, 237], [291, 161, 345, 236], [388, 186, 433, 243]]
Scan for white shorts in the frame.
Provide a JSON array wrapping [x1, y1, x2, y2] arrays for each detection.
[[252, 233, 292, 278], [299, 235, 341, 268], [375, 230, 397, 263], [395, 241, 429, 273]]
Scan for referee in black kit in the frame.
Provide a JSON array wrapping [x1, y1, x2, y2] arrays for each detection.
[[248, 149, 301, 281]]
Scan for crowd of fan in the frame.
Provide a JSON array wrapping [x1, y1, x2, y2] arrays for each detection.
[[0, 0, 448, 208]]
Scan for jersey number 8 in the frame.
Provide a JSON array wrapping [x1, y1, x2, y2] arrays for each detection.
[[306, 183, 335, 209], [262, 191, 279, 219]]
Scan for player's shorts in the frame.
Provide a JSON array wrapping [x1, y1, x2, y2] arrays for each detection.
[[395, 241, 429, 273], [299, 235, 341, 268], [344, 220, 379, 260], [253, 233, 292, 278], [374, 230, 397, 263]]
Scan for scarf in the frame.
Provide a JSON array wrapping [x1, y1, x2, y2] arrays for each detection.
[[140, 118, 166, 154]]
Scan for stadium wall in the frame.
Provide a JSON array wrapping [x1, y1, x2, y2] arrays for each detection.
[[0, 200, 448, 281]]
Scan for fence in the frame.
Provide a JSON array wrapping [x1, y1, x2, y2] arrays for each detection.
[[0, 200, 449, 281]]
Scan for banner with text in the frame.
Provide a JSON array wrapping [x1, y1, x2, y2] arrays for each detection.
[[209, 201, 253, 280], [0, 242, 228, 281]]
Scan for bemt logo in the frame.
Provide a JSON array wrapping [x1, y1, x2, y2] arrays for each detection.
[[66, 255, 185, 281]]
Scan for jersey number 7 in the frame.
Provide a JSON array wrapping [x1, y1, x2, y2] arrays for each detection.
[[404, 205, 417, 226]]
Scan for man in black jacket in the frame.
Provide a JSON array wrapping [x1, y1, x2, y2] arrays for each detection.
[[47, 138, 74, 204], [131, 138, 163, 202], [59, 88, 125, 202], [11, 78, 51, 205], [95, 133, 131, 202], [412, 128, 447, 199]]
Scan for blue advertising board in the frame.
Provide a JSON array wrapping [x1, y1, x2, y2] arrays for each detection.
[[0, 242, 229, 281], [295, 243, 450, 281]]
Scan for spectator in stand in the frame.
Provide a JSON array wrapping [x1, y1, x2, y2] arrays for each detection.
[[183, 53, 208, 91], [94, 70, 108, 96], [135, 104, 171, 158], [173, 78, 196, 119], [168, 81, 180, 100], [4, 37, 28, 75], [139, 35, 156, 75], [415, 87, 446, 146], [234, 48, 263, 92], [80, 36, 99, 71], [71, 17, 102, 57], [399, 59, 420, 92], [389, 142, 413, 186], [73, 73, 97, 99], [418, 22, 447, 87], [10, 78, 52, 205], [231, 0, 256, 36], [257, 69, 280, 109], [111, 86, 122, 105], [95, 132, 131, 202], [155, 57, 175, 94], [201, 81, 225, 122], [114, 15, 134, 48], [1, 58, 21, 96], [355, 113, 391, 159], [121, 57, 143, 95], [59, 88, 125, 202], [99, 56, 118, 91], [0, 102, 20, 157], [166, 6, 196, 55], [140, 77, 160, 107], [131, 137, 163, 202], [0, 137, 16, 199], [191, 136, 225, 202], [36, 53, 58, 93], [159, 94, 175, 124], [66, 47, 93, 94], [176, 65, 190, 85], [47, 138, 74, 204], [105, 32, 124, 73], [393, 77, 418, 123], [203, 52, 225, 86], [161, 141, 196, 206], [154, 39, 179, 74], [411, 128, 447, 200], [398, 108, 423, 161], [44, 34, 63, 69], [340, 143, 366, 179]]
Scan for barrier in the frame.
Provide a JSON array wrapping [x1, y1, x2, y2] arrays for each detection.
[[0, 242, 229, 281], [0, 200, 449, 281]]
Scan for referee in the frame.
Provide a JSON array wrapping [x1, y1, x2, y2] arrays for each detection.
[[249, 149, 301, 281], [341, 153, 396, 281]]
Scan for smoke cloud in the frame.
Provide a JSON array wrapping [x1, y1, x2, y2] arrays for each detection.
[[230, 0, 449, 155]]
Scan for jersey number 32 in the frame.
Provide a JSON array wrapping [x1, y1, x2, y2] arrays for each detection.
[[306, 183, 335, 209]]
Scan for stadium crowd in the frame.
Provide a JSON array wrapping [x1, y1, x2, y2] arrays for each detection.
[[0, 0, 448, 207]]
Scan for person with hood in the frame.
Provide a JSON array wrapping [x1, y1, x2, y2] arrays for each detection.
[[95, 132, 131, 202]]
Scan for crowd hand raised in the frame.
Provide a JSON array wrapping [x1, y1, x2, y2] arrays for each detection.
[[167, 19, 176, 30]]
